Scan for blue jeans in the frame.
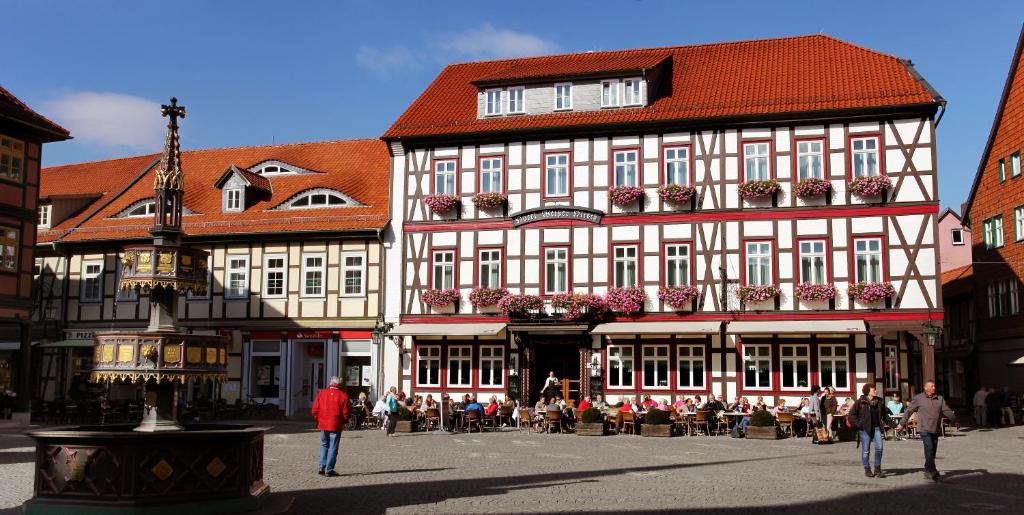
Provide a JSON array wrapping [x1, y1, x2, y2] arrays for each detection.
[[920, 431, 939, 473], [858, 427, 883, 468], [319, 430, 341, 473], [738, 416, 750, 431]]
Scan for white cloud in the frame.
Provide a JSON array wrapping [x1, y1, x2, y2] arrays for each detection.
[[355, 45, 417, 74], [44, 92, 165, 151], [437, 23, 561, 60]]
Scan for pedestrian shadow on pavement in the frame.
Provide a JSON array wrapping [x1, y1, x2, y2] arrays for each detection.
[[881, 468, 988, 478], [335, 467, 452, 478]]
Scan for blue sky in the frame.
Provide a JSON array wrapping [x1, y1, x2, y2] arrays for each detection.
[[6, 1, 1022, 210]]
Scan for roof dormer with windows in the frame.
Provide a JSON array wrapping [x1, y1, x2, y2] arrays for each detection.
[[114, 198, 195, 219], [215, 165, 272, 213], [248, 160, 318, 176], [476, 77, 650, 118], [272, 188, 362, 210]]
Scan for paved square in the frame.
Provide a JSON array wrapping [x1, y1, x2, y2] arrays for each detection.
[[1, 424, 1021, 514]]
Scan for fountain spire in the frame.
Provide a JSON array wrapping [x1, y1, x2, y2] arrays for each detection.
[[151, 97, 186, 242]]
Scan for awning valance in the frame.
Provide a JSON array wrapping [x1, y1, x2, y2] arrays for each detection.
[[591, 321, 721, 335], [35, 339, 94, 348], [726, 320, 866, 335], [389, 323, 506, 337]]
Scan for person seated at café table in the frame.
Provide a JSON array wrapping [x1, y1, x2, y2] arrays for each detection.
[[577, 396, 592, 411], [693, 395, 704, 409], [657, 399, 672, 411], [737, 397, 752, 413], [592, 394, 608, 410], [424, 394, 436, 409], [839, 397, 855, 415], [755, 396, 767, 411], [534, 397, 547, 415], [771, 398, 789, 417], [465, 396, 483, 415], [641, 394, 656, 410], [484, 396, 500, 417], [886, 392, 904, 416], [705, 396, 725, 412], [685, 398, 697, 413]]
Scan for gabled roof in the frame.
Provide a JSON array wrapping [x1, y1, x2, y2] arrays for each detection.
[[214, 165, 273, 195], [0, 84, 71, 141], [383, 34, 942, 141], [939, 207, 962, 222], [38, 139, 390, 243]]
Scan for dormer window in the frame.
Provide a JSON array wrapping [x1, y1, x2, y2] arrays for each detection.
[[38, 204, 51, 228], [275, 188, 361, 210], [119, 199, 156, 218], [259, 165, 288, 175], [601, 80, 620, 107], [554, 83, 572, 110], [507, 87, 525, 114], [623, 78, 642, 106], [249, 160, 316, 176], [225, 188, 243, 212], [485, 89, 502, 116]]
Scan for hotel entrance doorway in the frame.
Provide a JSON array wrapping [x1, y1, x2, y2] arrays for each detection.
[[532, 341, 581, 404]]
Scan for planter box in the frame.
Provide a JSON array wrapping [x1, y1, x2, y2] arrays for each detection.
[[395, 420, 416, 433], [576, 422, 606, 436], [641, 424, 673, 437], [745, 425, 778, 440]]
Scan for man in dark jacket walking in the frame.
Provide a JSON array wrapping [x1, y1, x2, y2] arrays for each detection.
[[849, 384, 889, 478], [312, 376, 350, 477], [898, 381, 956, 481]]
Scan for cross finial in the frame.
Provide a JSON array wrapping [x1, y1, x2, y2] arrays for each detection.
[[160, 97, 185, 128]]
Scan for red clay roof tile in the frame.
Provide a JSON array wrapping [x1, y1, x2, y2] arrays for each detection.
[[0, 84, 70, 140]]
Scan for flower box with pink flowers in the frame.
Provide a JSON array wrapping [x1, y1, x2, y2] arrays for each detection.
[[794, 178, 830, 199], [421, 288, 460, 309], [793, 282, 837, 301], [550, 292, 608, 320], [605, 287, 648, 314], [469, 287, 509, 308], [738, 179, 781, 201], [471, 192, 507, 210], [608, 186, 645, 207], [848, 175, 892, 197], [423, 194, 460, 214], [497, 293, 544, 316], [739, 284, 781, 304], [847, 282, 896, 303], [657, 184, 697, 205], [658, 286, 700, 310]]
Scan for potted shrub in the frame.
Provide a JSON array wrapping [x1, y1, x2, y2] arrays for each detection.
[[641, 408, 673, 437], [550, 292, 608, 320], [424, 194, 460, 214], [609, 186, 645, 207], [658, 286, 700, 310], [496, 293, 543, 316], [738, 284, 781, 305], [744, 410, 778, 440], [657, 184, 697, 206], [472, 192, 506, 210], [793, 282, 837, 302], [847, 281, 896, 304], [421, 288, 460, 309], [576, 407, 606, 436], [395, 407, 417, 433], [848, 175, 892, 198], [469, 287, 508, 308], [606, 287, 647, 314], [794, 177, 830, 199], [738, 179, 780, 201]]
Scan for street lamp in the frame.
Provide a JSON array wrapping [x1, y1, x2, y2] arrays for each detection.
[[923, 321, 939, 347]]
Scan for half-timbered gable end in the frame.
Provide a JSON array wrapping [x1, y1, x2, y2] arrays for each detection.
[[383, 34, 945, 406]]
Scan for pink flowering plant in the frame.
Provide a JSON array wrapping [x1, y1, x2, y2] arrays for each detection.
[[423, 194, 460, 213], [794, 178, 830, 199], [605, 287, 648, 314], [421, 288, 460, 308], [739, 284, 781, 304], [609, 186, 645, 207], [471, 192, 506, 210], [738, 179, 781, 201], [550, 292, 608, 320], [657, 184, 697, 205], [497, 293, 544, 316], [847, 281, 896, 303], [469, 287, 509, 308], [848, 175, 892, 197], [658, 286, 701, 310], [793, 282, 837, 301]]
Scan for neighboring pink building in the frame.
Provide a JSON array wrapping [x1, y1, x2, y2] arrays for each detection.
[[939, 208, 971, 271]]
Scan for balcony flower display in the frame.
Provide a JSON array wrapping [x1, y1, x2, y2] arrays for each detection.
[[658, 286, 701, 310], [793, 282, 837, 301], [421, 288, 460, 309], [609, 186, 645, 207], [497, 293, 544, 316], [738, 179, 781, 201], [471, 192, 506, 210], [605, 287, 648, 314], [423, 194, 460, 213], [794, 178, 830, 199], [550, 292, 608, 320], [847, 281, 896, 303], [739, 284, 781, 304], [848, 175, 892, 197], [469, 287, 509, 308], [657, 184, 697, 205]]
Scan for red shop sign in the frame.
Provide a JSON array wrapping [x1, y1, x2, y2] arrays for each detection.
[[289, 330, 334, 340]]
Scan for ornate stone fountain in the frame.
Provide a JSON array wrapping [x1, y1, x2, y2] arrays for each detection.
[[23, 99, 274, 514]]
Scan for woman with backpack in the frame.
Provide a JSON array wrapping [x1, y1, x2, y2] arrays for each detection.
[[849, 384, 889, 478]]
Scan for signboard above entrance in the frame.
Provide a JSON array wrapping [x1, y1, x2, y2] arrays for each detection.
[[511, 206, 604, 227]]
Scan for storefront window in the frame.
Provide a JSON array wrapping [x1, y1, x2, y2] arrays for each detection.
[[819, 344, 849, 390], [447, 346, 472, 387], [416, 346, 440, 387], [677, 344, 704, 389], [743, 344, 771, 389], [642, 345, 669, 388], [883, 345, 899, 391], [781, 344, 809, 389], [479, 346, 504, 387], [608, 345, 633, 388], [250, 340, 280, 399]]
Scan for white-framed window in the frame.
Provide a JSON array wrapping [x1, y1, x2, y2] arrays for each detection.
[[797, 139, 824, 180], [1012, 151, 1021, 178], [479, 157, 503, 194], [601, 80, 620, 107], [37, 204, 51, 228], [300, 253, 326, 297], [642, 345, 670, 388], [478, 248, 502, 289], [612, 245, 638, 288], [983, 216, 1004, 249], [623, 77, 642, 106], [341, 252, 366, 297], [0, 135, 25, 183], [607, 345, 633, 388], [951, 228, 965, 246], [485, 89, 502, 116], [851, 136, 880, 178], [225, 189, 242, 212], [853, 238, 883, 282], [988, 280, 1020, 318], [0, 226, 17, 273], [1015, 208, 1024, 241], [743, 142, 770, 181], [544, 153, 569, 197], [554, 82, 572, 110], [81, 260, 104, 302], [118, 199, 156, 218], [664, 146, 690, 186], [798, 240, 827, 284], [613, 149, 638, 187], [447, 346, 472, 387], [432, 250, 455, 289], [743, 344, 772, 389], [416, 345, 441, 387], [225, 255, 250, 299], [664, 243, 690, 287], [883, 346, 899, 391], [677, 344, 705, 389], [434, 160, 457, 195], [544, 247, 568, 294], [780, 344, 810, 390], [507, 86, 525, 114], [745, 241, 773, 286], [819, 344, 849, 390], [479, 346, 504, 387], [283, 190, 350, 209], [263, 254, 287, 298], [115, 257, 138, 302]]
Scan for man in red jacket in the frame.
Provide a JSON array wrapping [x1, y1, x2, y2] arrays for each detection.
[[312, 376, 350, 477]]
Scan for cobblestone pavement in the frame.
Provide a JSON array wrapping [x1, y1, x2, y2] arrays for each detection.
[[1, 424, 1022, 514]]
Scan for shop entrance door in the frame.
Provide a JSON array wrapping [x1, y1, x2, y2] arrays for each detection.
[[532, 342, 581, 404], [308, 358, 325, 404]]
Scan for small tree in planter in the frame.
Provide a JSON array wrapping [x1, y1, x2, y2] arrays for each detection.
[[848, 175, 892, 198], [550, 292, 608, 320], [576, 407, 606, 436], [423, 194, 460, 214], [641, 408, 673, 437], [609, 186, 645, 207], [744, 409, 778, 440], [657, 184, 697, 206], [738, 179, 780, 201], [847, 281, 896, 304], [497, 293, 543, 317], [395, 407, 417, 433], [421, 288, 460, 310], [606, 287, 648, 314], [793, 282, 837, 302], [472, 192, 506, 210], [469, 287, 508, 308], [658, 286, 700, 310], [794, 177, 830, 199], [739, 284, 781, 305]]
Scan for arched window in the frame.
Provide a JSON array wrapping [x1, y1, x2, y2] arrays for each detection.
[[118, 199, 156, 218], [276, 189, 359, 210], [251, 160, 315, 176]]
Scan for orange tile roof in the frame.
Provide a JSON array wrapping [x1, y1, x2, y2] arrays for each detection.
[[39, 139, 390, 244], [941, 265, 973, 297], [384, 34, 940, 140], [0, 84, 70, 141]]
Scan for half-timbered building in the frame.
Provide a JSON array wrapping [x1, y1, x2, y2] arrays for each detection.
[[33, 139, 390, 415], [382, 35, 946, 407]]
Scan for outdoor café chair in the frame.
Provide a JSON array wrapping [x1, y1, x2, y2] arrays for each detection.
[[693, 410, 712, 436], [496, 406, 514, 428], [517, 408, 534, 432], [620, 411, 637, 435], [672, 411, 690, 436], [465, 409, 483, 433], [777, 412, 795, 438], [545, 409, 563, 433], [424, 407, 442, 431]]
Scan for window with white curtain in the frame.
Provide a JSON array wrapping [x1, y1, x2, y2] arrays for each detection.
[[799, 240, 827, 284], [613, 245, 638, 288], [613, 150, 638, 187], [485, 89, 502, 115], [507, 87, 525, 114], [544, 247, 568, 294], [854, 238, 883, 282], [744, 142, 770, 181], [851, 137, 880, 178], [479, 157, 503, 193], [432, 250, 455, 289], [545, 153, 569, 197], [664, 146, 690, 186], [434, 160, 457, 195], [478, 249, 502, 289], [554, 83, 572, 110], [665, 243, 690, 287], [797, 140, 824, 180], [745, 242, 772, 285]]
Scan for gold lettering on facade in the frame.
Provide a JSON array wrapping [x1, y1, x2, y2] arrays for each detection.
[[163, 345, 181, 364], [117, 344, 135, 362], [138, 252, 152, 272], [102, 344, 115, 362], [157, 252, 174, 274]]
